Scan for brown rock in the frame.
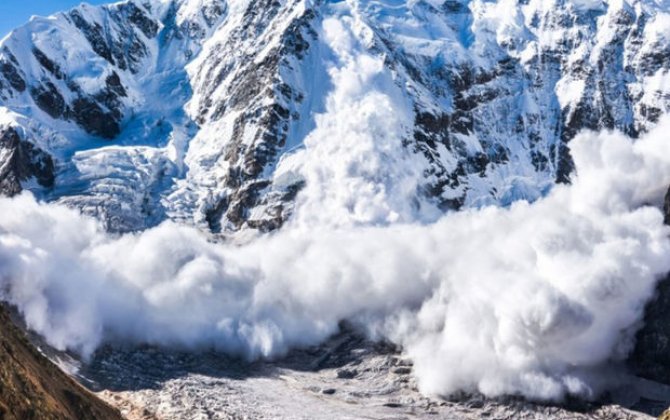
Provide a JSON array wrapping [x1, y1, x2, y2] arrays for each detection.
[[0, 305, 122, 420]]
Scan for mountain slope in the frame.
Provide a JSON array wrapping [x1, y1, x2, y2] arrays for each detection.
[[1, 0, 670, 233], [0, 305, 122, 420]]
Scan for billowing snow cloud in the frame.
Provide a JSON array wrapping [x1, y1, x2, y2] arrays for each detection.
[[2, 16, 670, 402], [273, 16, 441, 227]]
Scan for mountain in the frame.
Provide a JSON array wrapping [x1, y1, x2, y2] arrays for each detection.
[[4, 1, 670, 417], [1, 0, 669, 232], [0, 305, 122, 420]]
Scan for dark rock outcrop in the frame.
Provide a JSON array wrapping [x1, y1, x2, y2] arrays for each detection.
[[0, 127, 54, 196], [630, 276, 670, 383], [629, 186, 670, 384]]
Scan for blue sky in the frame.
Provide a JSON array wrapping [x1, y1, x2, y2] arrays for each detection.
[[1, 1, 108, 38]]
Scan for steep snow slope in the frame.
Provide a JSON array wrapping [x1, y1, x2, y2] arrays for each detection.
[[1, 0, 670, 233]]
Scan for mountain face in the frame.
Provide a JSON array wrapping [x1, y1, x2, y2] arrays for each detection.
[[1, 0, 669, 233]]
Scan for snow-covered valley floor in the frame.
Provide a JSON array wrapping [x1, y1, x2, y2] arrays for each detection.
[[66, 326, 670, 419]]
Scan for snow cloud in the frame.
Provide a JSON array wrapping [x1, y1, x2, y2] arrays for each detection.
[[2, 15, 670, 402]]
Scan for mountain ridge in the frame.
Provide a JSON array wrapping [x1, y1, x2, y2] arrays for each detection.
[[1, 0, 669, 233]]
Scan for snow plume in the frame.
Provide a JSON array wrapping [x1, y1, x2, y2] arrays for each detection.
[[3, 18, 670, 403], [274, 16, 441, 227], [2, 122, 670, 401]]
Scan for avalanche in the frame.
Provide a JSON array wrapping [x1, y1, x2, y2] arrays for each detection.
[[2, 0, 670, 404]]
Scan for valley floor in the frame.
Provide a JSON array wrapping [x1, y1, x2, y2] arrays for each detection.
[[66, 326, 669, 420]]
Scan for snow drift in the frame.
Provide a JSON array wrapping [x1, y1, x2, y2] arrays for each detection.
[[2, 14, 670, 403]]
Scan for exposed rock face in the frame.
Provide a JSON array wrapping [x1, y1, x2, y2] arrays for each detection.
[[629, 187, 670, 384], [630, 276, 670, 382], [0, 127, 54, 196], [0, 305, 122, 420], [1, 0, 670, 232]]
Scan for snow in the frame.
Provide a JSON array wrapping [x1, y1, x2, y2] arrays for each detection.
[[556, 79, 586, 110]]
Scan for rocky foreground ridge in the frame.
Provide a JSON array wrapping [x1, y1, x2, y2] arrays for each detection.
[[0, 306, 122, 420]]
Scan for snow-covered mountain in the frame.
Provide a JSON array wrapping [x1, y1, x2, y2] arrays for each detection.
[[1, 0, 670, 233]]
